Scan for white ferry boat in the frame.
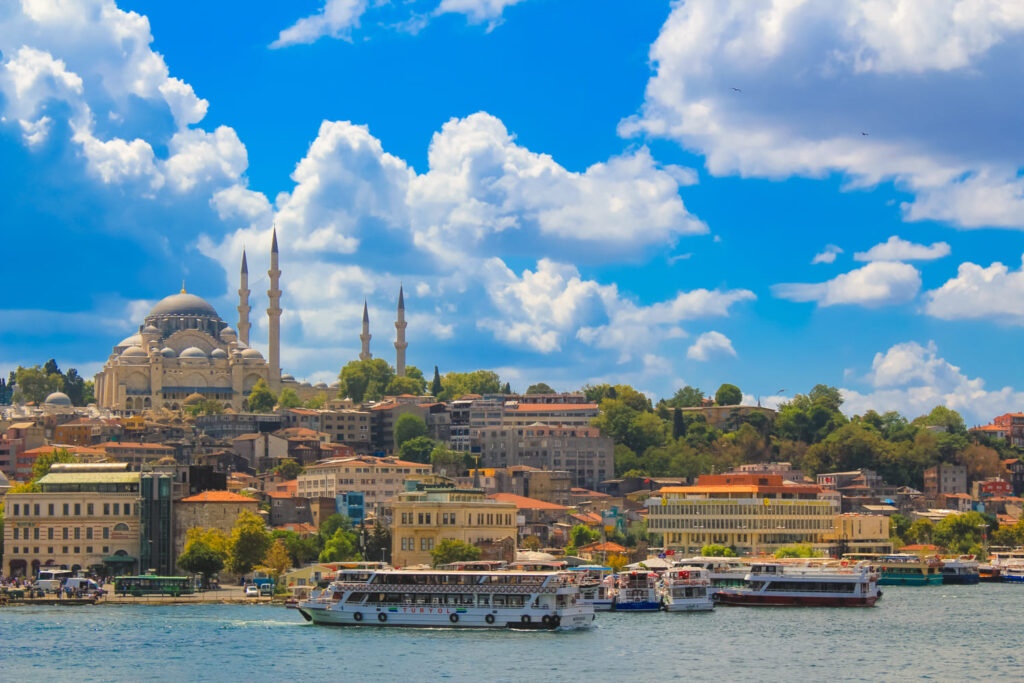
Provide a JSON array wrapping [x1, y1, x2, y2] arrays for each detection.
[[714, 562, 880, 607], [940, 556, 980, 585], [612, 571, 661, 611], [572, 565, 615, 612], [660, 566, 714, 612], [671, 557, 749, 596], [296, 568, 595, 630]]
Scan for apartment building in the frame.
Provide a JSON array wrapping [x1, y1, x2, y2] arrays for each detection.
[[296, 456, 432, 511], [474, 425, 613, 490]]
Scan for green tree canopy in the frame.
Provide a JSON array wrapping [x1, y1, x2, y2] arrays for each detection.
[[584, 383, 651, 412], [525, 382, 555, 395], [271, 529, 321, 567], [363, 520, 392, 564], [701, 544, 736, 557], [665, 385, 705, 408], [11, 365, 63, 404], [714, 383, 742, 406], [394, 413, 429, 447], [398, 435, 436, 463], [933, 512, 994, 554], [338, 358, 395, 403], [430, 539, 481, 567], [319, 513, 353, 540], [247, 379, 277, 413], [385, 375, 427, 396], [304, 392, 327, 409], [177, 539, 226, 587], [591, 398, 667, 454], [569, 524, 600, 548], [227, 510, 272, 575], [278, 388, 301, 409], [431, 366, 442, 397], [273, 458, 304, 480], [914, 405, 967, 435], [437, 370, 502, 401], [319, 528, 361, 563], [430, 444, 467, 476]]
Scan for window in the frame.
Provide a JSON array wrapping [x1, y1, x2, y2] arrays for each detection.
[[48, 528, 54, 540], [102, 546, 109, 554], [34, 503, 40, 516], [12, 504, 18, 515], [74, 528, 81, 539], [63, 528, 69, 540], [87, 503, 94, 515], [126, 505, 132, 516], [12, 528, 17, 540], [103, 527, 110, 539], [86, 528, 93, 540], [113, 503, 119, 515], [48, 547, 53, 554], [74, 546, 80, 553], [74, 503, 81, 516], [34, 528, 40, 540], [86, 546, 93, 553], [62, 546, 68, 554], [48, 503, 54, 515], [63, 503, 69, 515]]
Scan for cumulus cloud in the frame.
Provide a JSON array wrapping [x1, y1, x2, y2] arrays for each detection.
[[772, 261, 921, 307], [270, 0, 369, 48], [435, 0, 526, 25], [924, 255, 1024, 323], [686, 331, 737, 362], [623, 0, 1024, 230], [812, 244, 843, 265], [841, 341, 1024, 423], [854, 235, 951, 262]]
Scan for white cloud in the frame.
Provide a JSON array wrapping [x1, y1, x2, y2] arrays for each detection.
[[812, 244, 843, 265], [623, 0, 1024, 230], [686, 331, 737, 361], [924, 255, 1024, 323], [841, 341, 1024, 423], [854, 235, 951, 262], [270, 0, 369, 48], [772, 261, 921, 307], [435, 0, 526, 24]]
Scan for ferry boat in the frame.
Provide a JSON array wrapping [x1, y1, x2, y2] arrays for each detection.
[[875, 554, 943, 586], [978, 563, 1002, 582], [660, 566, 714, 612], [714, 562, 880, 607], [572, 566, 615, 612], [296, 568, 594, 630], [671, 557, 749, 596], [985, 550, 1024, 583], [612, 571, 661, 611], [1001, 561, 1024, 583], [940, 556, 980, 585]]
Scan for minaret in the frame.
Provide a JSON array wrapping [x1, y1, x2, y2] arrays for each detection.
[[394, 285, 407, 377], [237, 249, 251, 346], [359, 300, 372, 361], [267, 228, 282, 387]]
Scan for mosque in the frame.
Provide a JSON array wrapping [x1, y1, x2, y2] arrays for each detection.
[[93, 230, 409, 412]]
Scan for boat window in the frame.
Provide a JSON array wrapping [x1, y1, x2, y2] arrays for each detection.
[[477, 594, 489, 607]]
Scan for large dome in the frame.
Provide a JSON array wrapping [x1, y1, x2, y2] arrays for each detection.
[[44, 391, 73, 406], [148, 293, 219, 318]]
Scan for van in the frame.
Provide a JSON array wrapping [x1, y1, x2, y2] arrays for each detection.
[[63, 578, 102, 594], [259, 583, 274, 596], [36, 569, 72, 592]]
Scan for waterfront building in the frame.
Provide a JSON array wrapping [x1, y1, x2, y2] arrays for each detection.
[[296, 456, 432, 513], [172, 490, 260, 559], [389, 484, 517, 567], [647, 473, 837, 556], [825, 513, 893, 555], [2, 463, 142, 577], [488, 492, 569, 545]]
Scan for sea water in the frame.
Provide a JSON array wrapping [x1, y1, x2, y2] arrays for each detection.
[[2, 584, 1023, 681]]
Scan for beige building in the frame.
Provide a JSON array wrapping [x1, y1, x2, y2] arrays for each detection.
[[172, 490, 260, 558], [825, 513, 893, 555], [320, 409, 372, 450], [2, 464, 141, 576], [390, 485, 517, 567], [679, 405, 776, 431], [475, 425, 613, 490], [296, 456, 432, 512], [648, 474, 838, 556]]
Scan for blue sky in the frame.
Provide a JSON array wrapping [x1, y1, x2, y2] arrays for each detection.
[[3, 0, 1024, 424]]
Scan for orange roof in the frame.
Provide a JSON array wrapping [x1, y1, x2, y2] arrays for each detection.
[[570, 512, 603, 525], [900, 544, 941, 551], [510, 403, 598, 412], [488, 492, 567, 510], [570, 488, 609, 497], [104, 442, 173, 449], [22, 445, 105, 456], [265, 490, 292, 499], [180, 490, 258, 503], [288, 408, 319, 416], [579, 541, 627, 553], [276, 479, 298, 495], [274, 523, 317, 535]]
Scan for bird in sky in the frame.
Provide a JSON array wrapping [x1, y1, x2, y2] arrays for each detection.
[[861, 131, 869, 136], [731, 87, 742, 92]]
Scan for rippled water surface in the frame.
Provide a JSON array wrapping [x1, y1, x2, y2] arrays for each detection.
[[3, 584, 1023, 681]]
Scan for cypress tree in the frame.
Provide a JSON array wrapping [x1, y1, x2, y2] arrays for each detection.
[[431, 366, 442, 397], [672, 408, 685, 440]]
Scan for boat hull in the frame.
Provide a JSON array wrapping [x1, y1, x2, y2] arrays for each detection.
[[663, 601, 714, 612], [298, 604, 595, 630], [714, 591, 878, 607], [942, 574, 980, 585], [878, 573, 943, 586], [1001, 574, 1024, 583], [613, 601, 661, 612]]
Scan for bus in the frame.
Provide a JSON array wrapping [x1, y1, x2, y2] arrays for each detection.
[[37, 569, 73, 593], [114, 575, 195, 597]]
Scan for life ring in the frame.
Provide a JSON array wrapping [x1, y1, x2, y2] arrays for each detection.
[[541, 615, 552, 625], [551, 615, 561, 627], [353, 612, 363, 622], [680, 571, 689, 579], [520, 614, 531, 625], [485, 614, 495, 624], [378, 613, 387, 623], [449, 613, 459, 623]]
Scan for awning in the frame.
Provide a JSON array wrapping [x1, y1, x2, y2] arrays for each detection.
[[102, 556, 136, 563]]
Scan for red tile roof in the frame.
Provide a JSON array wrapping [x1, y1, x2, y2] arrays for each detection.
[[488, 492, 567, 510], [104, 442, 173, 449], [510, 403, 599, 412], [180, 490, 258, 503], [579, 541, 627, 553]]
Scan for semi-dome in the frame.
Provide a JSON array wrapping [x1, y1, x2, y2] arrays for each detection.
[[219, 326, 237, 341], [210, 348, 228, 359], [160, 347, 176, 358], [281, 373, 295, 381], [179, 346, 207, 358], [44, 391, 73, 406], [121, 345, 148, 357], [142, 324, 160, 335], [241, 348, 263, 359], [116, 333, 142, 348], [148, 292, 219, 318]]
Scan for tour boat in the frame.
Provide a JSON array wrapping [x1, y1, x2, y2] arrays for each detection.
[[978, 563, 1002, 582], [572, 566, 615, 612], [660, 566, 714, 612], [296, 568, 595, 630], [714, 562, 880, 607], [1000, 561, 1024, 583], [612, 571, 661, 611], [940, 556, 980, 585], [671, 557, 749, 595], [875, 554, 944, 586]]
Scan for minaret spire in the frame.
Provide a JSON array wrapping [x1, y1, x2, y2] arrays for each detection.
[[359, 300, 372, 361], [394, 284, 407, 377], [267, 227, 282, 388], [237, 249, 251, 346]]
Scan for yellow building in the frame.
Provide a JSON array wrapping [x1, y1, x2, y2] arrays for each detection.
[[648, 474, 838, 556], [826, 513, 894, 555], [297, 456, 431, 512], [390, 485, 517, 568]]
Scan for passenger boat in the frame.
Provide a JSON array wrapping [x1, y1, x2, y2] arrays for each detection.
[[1001, 561, 1024, 583], [660, 566, 714, 612], [296, 568, 594, 630], [572, 566, 615, 612], [612, 571, 661, 611], [875, 554, 943, 585], [671, 557, 749, 596], [940, 556, 980, 585], [714, 562, 880, 607], [978, 563, 1002, 582]]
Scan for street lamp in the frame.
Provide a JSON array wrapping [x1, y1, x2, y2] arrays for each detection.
[[977, 523, 990, 557]]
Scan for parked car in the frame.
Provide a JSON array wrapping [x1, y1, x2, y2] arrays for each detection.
[[245, 585, 259, 598], [259, 583, 273, 596]]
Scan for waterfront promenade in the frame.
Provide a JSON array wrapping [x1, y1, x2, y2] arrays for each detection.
[[3, 583, 275, 606]]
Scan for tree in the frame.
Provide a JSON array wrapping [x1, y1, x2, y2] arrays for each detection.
[[774, 544, 821, 558], [584, 384, 651, 412], [905, 518, 934, 545], [385, 375, 426, 396], [394, 413, 428, 447], [254, 538, 292, 589], [801, 422, 893, 477], [522, 535, 542, 551], [501, 382, 512, 394], [591, 399, 667, 454], [665, 385, 705, 408], [714, 383, 742, 406], [569, 524, 600, 548], [82, 380, 95, 405], [227, 510, 272, 576], [430, 539, 481, 567], [31, 448, 76, 482], [933, 512, 993, 554], [247, 379, 276, 413], [274, 458, 304, 480], [701, 544, 736, 557], [526, 382, 554, 395], [271, 529, 321, 567], [63, 368, 87, 406], [304, 392, 327, 409], [398, 436, 436, 463], [319, 514, 353, 541], [437, 370, 502, 401], [775, 386, 847, 444], [958, 444, 1007, 482], [915, 405, 967, 435], [430, 444, 467, 476], [11, 365, 62, 404], [338, 358, 395, 403], [672, 409, 686, 440], [187, 398, 224, 416], [319, 528, 361, 562], [278, 388, 301, 409], [431, 366, 442, 397], [178, 540, 225, 588], [363, 520, 392, 564], [889, 514, 912, 544]]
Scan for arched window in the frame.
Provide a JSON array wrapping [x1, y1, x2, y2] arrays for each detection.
[[114, 523, 130, 532]]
